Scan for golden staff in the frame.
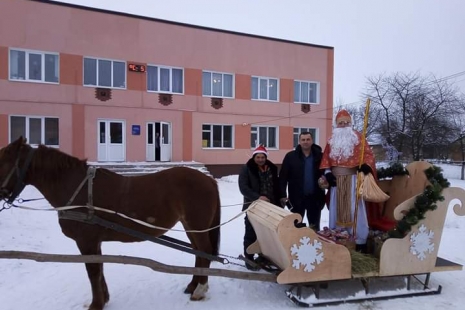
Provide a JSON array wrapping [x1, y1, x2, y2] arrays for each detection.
[[353, 98, 371, 239]]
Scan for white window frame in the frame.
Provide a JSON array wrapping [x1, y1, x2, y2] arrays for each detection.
[[202, 70, 235, 98], [202, 124, 234, 149], [251, 125, 279, 149], [294, 80, 320, 104], [293, 127, 319, 148], [9, 115, 59, 147], [251, 76, 279, 102], [83, 56, 127, 89], [146, 65, 184, 94], [8, 48, 59, 84]]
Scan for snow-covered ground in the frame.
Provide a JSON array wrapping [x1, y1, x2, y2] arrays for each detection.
[[0, 164, 464, 310]]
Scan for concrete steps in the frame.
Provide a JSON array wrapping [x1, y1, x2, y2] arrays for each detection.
[[89, 161, 212, 177]]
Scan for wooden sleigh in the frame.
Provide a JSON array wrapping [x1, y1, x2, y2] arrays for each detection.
[[246, 161, 465, 306]]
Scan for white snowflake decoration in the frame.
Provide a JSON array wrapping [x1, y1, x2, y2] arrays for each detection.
[[410, 224, 435, 261], [290, 236, 324, 272]]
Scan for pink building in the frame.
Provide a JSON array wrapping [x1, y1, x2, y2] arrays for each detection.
[[0, 0, 334, 176]]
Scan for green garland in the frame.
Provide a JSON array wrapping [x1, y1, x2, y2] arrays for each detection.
[[377, 162, 409, 180], [377, 164, 450, 239]]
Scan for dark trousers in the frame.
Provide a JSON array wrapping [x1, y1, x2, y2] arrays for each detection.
[[291, 194, 322, 231], [243, 215, 257, 259]]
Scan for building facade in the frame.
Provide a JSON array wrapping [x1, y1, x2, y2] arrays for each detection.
[[0, 0, 334, 174]]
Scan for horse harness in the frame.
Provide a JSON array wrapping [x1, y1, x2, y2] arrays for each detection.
[[62, 166, 97, 217], [58, 167, 227, 264], [0, 148, 35, 204], [0, 147, 249, 267]]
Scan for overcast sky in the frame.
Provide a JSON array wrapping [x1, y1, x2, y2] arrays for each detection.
[[52, 0, 465, 108]]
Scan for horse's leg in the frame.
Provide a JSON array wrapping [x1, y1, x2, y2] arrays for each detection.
[[183, 231, 213, 300], [76, 240, 109, 310]]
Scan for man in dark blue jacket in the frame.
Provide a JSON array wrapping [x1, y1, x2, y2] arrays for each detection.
[[239, 145, 281, 269], [279, 132, 325, 231]]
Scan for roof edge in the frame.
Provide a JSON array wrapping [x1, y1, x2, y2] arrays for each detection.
[[31, 0, 334, 50]]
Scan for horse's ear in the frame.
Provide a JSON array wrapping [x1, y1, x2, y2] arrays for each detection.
[[12, 136, 25, 145], [10, 136, 26, 148]]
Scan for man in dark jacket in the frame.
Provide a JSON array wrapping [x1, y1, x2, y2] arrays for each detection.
[[279, 132, 325, 231], [239, 145, 281, 269]]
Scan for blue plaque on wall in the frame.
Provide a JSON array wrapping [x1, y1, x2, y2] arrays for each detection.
[[132, 125, 141, 135]]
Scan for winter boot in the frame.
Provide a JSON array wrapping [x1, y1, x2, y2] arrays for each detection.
[[355, 243, 367, 254], [244, 254, 260, 271]]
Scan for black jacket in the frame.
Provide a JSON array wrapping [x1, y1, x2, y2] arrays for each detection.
[[279, 144, 325, 209], [238, 158, 281, 211]]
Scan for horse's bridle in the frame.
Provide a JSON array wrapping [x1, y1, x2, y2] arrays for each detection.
[[0, 147, 35, 204]]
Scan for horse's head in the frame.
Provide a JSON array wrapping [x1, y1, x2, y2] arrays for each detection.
[[0, 137, 34, 203]]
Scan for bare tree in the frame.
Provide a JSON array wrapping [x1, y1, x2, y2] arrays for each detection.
[[362, 72, 460, 161], [449, 94, 465, 179]]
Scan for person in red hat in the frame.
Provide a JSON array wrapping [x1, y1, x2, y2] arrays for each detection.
[[320, 109, 376, 252], [239, 144, 281, 270]]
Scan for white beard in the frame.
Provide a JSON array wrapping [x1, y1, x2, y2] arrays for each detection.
[[329, 127, 359, 161]]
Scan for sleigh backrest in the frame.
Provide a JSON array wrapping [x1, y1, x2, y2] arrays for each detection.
[[246, 201, 292, 269], [377, 161, 431, 221], [247, 201, 352, 284]]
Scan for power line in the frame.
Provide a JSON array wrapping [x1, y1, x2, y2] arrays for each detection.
[[249, 69, 465, 126]]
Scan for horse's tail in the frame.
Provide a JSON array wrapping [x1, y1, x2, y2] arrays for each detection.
[[209, 181, 221, 256]]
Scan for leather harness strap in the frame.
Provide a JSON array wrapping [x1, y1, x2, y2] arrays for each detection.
[[2, 148, 36, 204], [64, 166, 97, 218]]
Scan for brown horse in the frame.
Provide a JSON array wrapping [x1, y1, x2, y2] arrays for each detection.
[[0, 137, 221, 310]]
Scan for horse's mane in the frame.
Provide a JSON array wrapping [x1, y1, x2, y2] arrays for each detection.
[[31, 145, 88, 181]]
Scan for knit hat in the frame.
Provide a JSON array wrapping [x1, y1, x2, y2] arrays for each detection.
[[252, 145, 268, 157]]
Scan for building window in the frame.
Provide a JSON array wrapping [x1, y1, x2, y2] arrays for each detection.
[[10, 116, 59, 146], [202, 71, 234, 98], [251, 126, 278, 149], [147, 65, 183, 94], [251, 77, 279, 101], [294, 80, 319, 104], [83, 57, 126, 88], [293, 128, 317, 148], [9, 49, 59, 83], [202, 124, 233, 148]]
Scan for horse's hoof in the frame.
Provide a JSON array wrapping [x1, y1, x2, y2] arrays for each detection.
[[88, 302, 104, 310], [190, 283, 209, 301], [184, 283, 196, 294], [190, 294, 205, 301]]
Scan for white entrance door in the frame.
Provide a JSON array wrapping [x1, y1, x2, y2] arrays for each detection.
[[146, 122, 156, 161], [97, 120, 125, 162], [160, 122, 172, 162], [146, 122, 171, 162]]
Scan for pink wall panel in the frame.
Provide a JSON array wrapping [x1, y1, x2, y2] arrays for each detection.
[[72, 104, 85, 159], [0, 46, 8, 80], [0, 114, 8, 148]]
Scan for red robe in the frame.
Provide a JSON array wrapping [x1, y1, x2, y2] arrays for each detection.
[[320, 130, 394, 231]]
